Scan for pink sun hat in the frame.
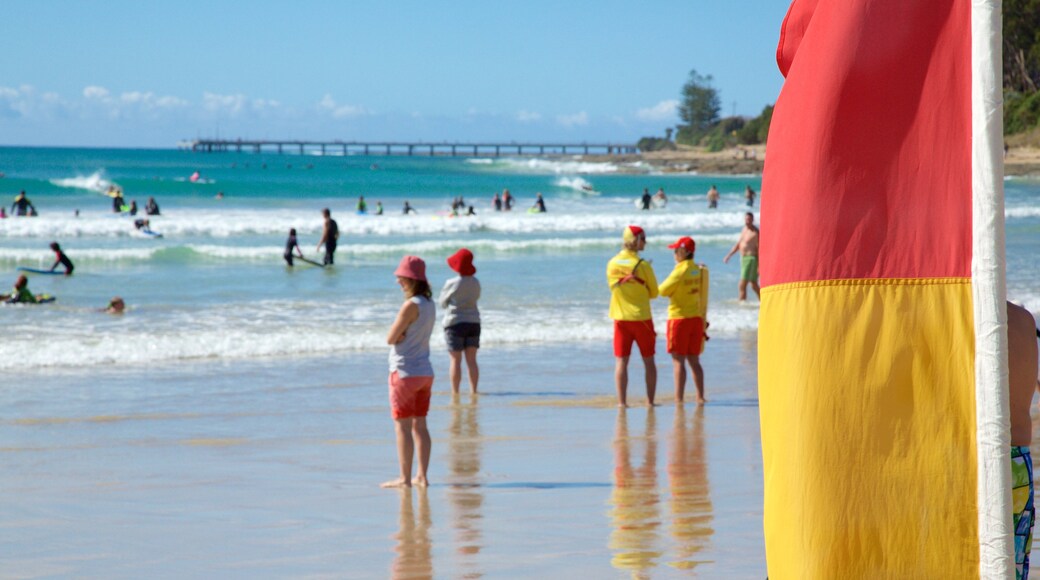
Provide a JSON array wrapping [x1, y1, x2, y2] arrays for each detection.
[[394, 255, 427, 282]]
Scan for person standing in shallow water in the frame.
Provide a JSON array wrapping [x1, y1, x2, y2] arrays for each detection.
[[439, 248, 481, 394], [723, 212, 761, 301], [382, 256, 436, 488], [316, 208, 338, 265]]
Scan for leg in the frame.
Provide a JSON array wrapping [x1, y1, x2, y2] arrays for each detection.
[[688, 355, 706, 404], [642, 356, 657, 406], [615, 356, 629, 407], [448, 350, 463, 393], [671, 354, 686, 403], [412, 416, 431, 487], [751, 280, 761, 299], [738, 279, 749, 301], [463, 347, 479, 394], [382, 417, 415, 488]]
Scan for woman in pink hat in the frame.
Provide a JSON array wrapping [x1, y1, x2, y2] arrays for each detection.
[[439, 248, 481, 394], [382, 255, 436, 488]]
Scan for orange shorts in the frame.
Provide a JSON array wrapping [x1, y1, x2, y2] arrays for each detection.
[[667, 317, 706, 355], [613, 320, 656, 357], [388, 371, 433, 419]]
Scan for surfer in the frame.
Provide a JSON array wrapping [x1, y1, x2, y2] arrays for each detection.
[[607, 225, 659, 407], [283, 228, 304, 266], [531, 193, 547, 213], [403, 201, 417, 215], [1009, 301, 1039, 577], [382, 256, 436, 489], [376, 201, 384, 215], [723, 212, 761, 301], [503, 189, 514, 211], [745, 185, 756, 208], [2, 275, 42, 304], [659, 236, 709, 405], [111, 188, 125, 213], [439, 249, 481, 394], [465, 206, 476, 216], [492, 193, 502, 211], [654, 188, 668, 205], [357, 196, 368, 214], [707, 185, 720, 209], [316, 208, 339, 265], [128, 200, 138, 216], [49, 242, 74, 276], [11, 191, 36, 216], [145, 197, 160, 215], [640, 188, 652, 211]]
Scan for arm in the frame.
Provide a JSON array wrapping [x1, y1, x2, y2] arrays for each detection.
[[658, 265, 680, 297], [701, 266, 710, 320], [643, 262, 659, 299], [316, 225, 327, 252], [438, 279, 457, 309], [723, 238, 741, 263], [386, 300, 419, 345]]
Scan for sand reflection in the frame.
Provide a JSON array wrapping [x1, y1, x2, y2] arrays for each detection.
[[448, 393, 484, 577], [667, 405, 714, 569], [391, 489, 433, 579], [608, 408, 662, 575]]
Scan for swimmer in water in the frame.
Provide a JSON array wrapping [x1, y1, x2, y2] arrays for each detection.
[[2, 275, 42, 304], [105, 296, 126, 314], [403, 201, 417, 215], [283, 228, 304, 266]]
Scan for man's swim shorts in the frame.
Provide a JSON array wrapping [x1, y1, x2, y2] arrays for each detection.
[[740, 255, 759, 282], [667, 317, 705, 356], [1013, 445, 1035, 580], [388, 371, 433, 419], [613, 320, 656, 357]]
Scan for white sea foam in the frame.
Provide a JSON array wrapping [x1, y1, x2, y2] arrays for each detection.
[[465, 158, 494, 165], [481, 157, 619, 175], [1006, 207, 1040, 219], [554, 176, 597, 194], [0, 297, 759, 370], [49, 171, 114, 193]]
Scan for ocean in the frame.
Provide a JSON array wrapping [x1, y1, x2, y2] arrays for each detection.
[[1, 146, 1038, 576]]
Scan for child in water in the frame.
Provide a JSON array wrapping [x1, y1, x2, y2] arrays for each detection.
[[283, 228, 303, 266], [382, 256, 436, 488], [2, 275, 41, 304], [49, 242, 74, 276]]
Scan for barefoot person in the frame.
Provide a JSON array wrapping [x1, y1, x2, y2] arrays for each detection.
[[659, 236, 709, 405], [439, 248, 481, 394], [607, 225, 659, 407], [723, 212, 761, 301], [383, 256, 436, 488], [1008, 302, 1039, 577]]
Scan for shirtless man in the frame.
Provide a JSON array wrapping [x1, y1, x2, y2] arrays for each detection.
[[1008, 301, 1039, 578], [316, 208, 339, 265], [723, 212, 760, 301], [707, 185, 719, 209]]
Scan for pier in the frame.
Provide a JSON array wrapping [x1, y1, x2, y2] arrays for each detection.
[[184, 139, 638, 156]]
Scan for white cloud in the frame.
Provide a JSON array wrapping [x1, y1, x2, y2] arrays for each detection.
[[83, 85, 110, 100], [635, 99, 678, 122], [556, 111, 588, 127], [318, 94, 368, 119], [515, 110, 541, 123]]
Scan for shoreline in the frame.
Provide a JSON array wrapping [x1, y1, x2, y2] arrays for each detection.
[[582, 144, 1040, 177]]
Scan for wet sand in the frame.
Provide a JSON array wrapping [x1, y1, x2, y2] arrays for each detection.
[[0, 338, 765, 577]]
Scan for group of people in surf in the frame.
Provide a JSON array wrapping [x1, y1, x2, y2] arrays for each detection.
[[705, 184, 756, 209], [106, 186, 161, 218]]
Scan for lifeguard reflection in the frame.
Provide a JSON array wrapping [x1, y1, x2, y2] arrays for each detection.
[[608, 406, 714, 575]]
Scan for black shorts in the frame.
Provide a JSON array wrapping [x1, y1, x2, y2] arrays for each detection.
[[445, 322, 481, 351]]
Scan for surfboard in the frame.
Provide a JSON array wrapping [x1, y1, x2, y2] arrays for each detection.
[[133, 229, 163, 238], [297, 256, 326, 268], [3, 294, 55, 305], [632, 198, 666, 209], [16, 267, 63, 275]]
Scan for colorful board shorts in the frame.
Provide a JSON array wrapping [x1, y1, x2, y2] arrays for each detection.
[[445, 322, 481, 351], [613, 320, 656, 358], [740, 255, 759, 282], [1013, 445, 1035, 580], [667, 317, 705, 355], [388, 371, 434, 419]]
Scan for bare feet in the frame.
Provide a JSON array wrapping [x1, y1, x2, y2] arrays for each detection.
[[696, 397, 707, 406], [413, 476, 429, 487], [381, 477, 411, 488]]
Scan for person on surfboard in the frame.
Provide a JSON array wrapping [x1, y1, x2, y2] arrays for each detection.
[[49, 242, 74, 276]]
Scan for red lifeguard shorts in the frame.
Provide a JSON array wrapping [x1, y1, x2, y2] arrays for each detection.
[[613, 320, 656, 357], [388, 371, 434, 419], [667, 317, 706, 355]]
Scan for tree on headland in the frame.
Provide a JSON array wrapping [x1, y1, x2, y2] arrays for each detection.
[[1003, 0, 1040, 143], [676, 70, 721, 144]]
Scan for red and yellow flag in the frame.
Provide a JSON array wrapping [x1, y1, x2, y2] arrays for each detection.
[[760, 0, 1010, 577]]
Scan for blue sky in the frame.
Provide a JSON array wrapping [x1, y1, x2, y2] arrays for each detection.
[[0, 1, 790, 147]]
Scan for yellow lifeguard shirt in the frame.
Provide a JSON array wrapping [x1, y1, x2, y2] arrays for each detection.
[[659, 260, 708, 320], [606, 249, 658, 321]]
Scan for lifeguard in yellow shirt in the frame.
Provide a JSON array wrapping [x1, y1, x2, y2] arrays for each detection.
[[659, 236, 709, 405], [606, 225, 659, 407]]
